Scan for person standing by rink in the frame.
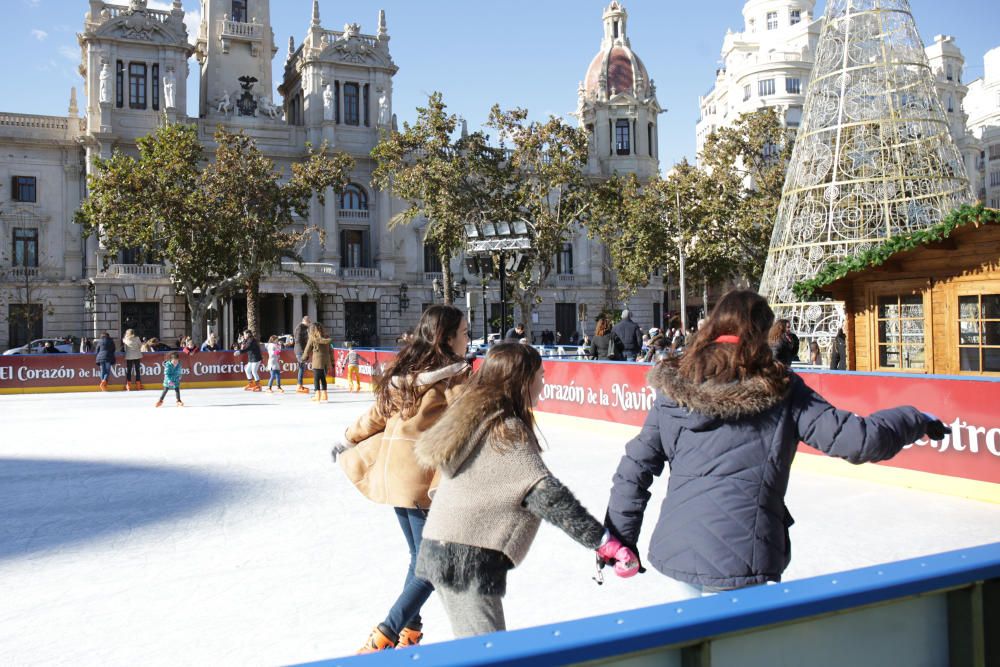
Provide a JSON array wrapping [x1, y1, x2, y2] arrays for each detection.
[[155, 352, 184, 407], [302, 324, 332, 402], [611, 309, 643, 361], [199, 333, 220, 352], [293, 315, 312, 394], [265, 335, 285, 393], [238, 330, 263, 392], [121, 329, 143, 391], [346, 341, 361, 393], [769, 318, 800, 365], [94, 332, 116, 391], [330, 305, 472, 652], [605, 290, 948, 597], [413, 343, 638, 638]]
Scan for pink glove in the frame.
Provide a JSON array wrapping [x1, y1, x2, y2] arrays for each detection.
[[596, 535, 640, 578]]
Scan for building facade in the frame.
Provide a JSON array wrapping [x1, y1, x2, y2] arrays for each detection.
[[964, 47, 1000, 209], [0, 0, 665, 351]]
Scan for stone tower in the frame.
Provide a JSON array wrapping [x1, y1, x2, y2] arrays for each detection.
[[578, 1, 661, 179], [758, 0, 973, 350], [195, 0, 278, 119]]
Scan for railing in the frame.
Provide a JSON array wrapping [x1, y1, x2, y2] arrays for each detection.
[[219, 19, 262, 40], [321, 30, 378, 50], [422, 272, 443, 283], [341, 267, 379, 280], [100, 3, 171, 23], [103, 263, 167, 277], [281, 262, 337, 276], [6, 267, 39, 279], [556, 274, 576, 285], [0, 113, 69, 131], [338, 209, 370, 221]]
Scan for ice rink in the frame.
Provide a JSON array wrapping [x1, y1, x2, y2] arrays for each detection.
[[1, 386, 998, 666]]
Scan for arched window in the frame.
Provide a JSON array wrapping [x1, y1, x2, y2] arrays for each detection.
[[340, 184, 368, 211]]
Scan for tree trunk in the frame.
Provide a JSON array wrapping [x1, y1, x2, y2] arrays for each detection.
[[702, 280, 709, 318], [517, 294, 533, 343], [187, 295, 207, 346], [245, 277, 260, 337], [441, 253, 453, 305]]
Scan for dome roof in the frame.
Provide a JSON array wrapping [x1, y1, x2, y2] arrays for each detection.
[[584, 46, 649, 97]]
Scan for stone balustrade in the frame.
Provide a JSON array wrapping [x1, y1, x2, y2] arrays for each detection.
[[0, 113, 70, 131], [338, 209, 370, 221], [321, 30, 378, 50], [219, 19, 262, 40], [104, 264, 168, 278], [280, 262, 337, 275], [341, 267, 380, 280]]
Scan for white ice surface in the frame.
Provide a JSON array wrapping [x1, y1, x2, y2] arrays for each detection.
[[1, 387, 998, 666]]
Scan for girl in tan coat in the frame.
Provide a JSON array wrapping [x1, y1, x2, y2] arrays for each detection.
[[332, 304, 471, 652], [302, 323, 332, 402]]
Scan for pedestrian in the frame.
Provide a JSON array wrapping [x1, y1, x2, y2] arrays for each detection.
[[611, 309, 643, 361], [155, 352, 184, 407], [412, 343, 638, 638], [293, 315, 312, 394], [121, 329, 144, 391], [644, 328, 667, 362], [200, 333, 220, 352], [588, 317, 613, 360], [42, 341, 62, 354], [265, 335, 284, 393], [504, 322, 525, 342], [330, 304, 472, 652], [302, 324, 332, 402], [605, 290, 948, 597], [829, 328, 847, 370], [769, 318, 800, 365], [80, 336, 93, 354], [346, 341, 361, 393], [180, 337, 197, 355], [238, 330, 263, 392], [808, 340, 822, 365], [94, 332, 116, 391]]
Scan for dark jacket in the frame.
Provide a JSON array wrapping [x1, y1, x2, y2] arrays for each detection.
[[94, 336, 116, 365], [294, 323, 310, 360], [606, 362, 927, 590], [830, 334, 847, 370], [240, 337, 262, 363], [588, 334, 612, 360], [612, 319, 643, 357], [505, 327, 525, 342], [771, 332, 800, 365]]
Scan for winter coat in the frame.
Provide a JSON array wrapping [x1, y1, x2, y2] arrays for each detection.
[[588, 334, 611, 360], [612, 319, 643, 357], [122, 337, 143, 361], [240, 337, 262, 363], [302, 336, 332, 370], [414, 387, 605, 595], [644, 334, 668, 361], [294, 323, 310, 360], [606, 362, 928, 590], [771, 333, 800, 365], [339, 361, 471, 508], [94, 336, 116, 365], [505, 327, 525, 342], [162, 360, 182, 389], [265, 342, 284, 371], [200, 341, 220, 352], [830, 334, 847, 370]]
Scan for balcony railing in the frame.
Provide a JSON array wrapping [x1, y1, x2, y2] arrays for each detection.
[[341, 267, 380, 280], [219, 19, 262, 40], [321, 30, 378, 50], [280, 262, 337, 275], [104, 263, 167, 278], [100, 3, 171, 23], [338, 209, 370, 221], [0, 113, 69, 131], [556, 274, 577, 285], [423, 272, 443, 283]]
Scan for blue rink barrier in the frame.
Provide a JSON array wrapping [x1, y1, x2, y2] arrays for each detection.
[[295, 542, 1000, 667]]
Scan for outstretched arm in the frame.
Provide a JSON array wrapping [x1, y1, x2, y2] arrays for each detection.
[[606, 408, 667, 547], [523, 476, 604, 549]]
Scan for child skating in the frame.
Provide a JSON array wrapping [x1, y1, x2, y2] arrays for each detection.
[[155, 352, 184, 407], [265, 335, 284, 393], [346, 341, 361, 392], [413, 343, 638, 638]]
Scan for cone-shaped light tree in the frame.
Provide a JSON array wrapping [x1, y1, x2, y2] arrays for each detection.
[[758, 0, 973, 352]]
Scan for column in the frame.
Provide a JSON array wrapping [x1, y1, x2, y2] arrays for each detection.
[[292, 292, 303, 328], [321, 186, 338, 263]]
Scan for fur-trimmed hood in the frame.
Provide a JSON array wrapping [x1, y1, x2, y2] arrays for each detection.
[[415, 385, 523, 475], [647, 361, 789, 421], [390, 361, 469, 390]]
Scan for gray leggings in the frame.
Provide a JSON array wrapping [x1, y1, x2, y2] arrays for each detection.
[[436, 587, 506, 638]]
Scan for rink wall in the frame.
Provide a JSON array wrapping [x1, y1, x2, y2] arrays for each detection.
[[298, 542, 1000, 667]]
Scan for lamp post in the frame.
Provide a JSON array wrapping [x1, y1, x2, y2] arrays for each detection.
[[463, 219, 532, 339]]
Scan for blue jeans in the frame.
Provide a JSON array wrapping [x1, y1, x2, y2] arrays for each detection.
[[623, 352, 638, 362], [297, 361, 306, 386], [267, 369, 282, 389], [98, 361, 112, 381], [383, 507, 434, 635]]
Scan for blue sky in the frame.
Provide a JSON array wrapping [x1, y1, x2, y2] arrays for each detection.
[[2, 0, 997, 168]]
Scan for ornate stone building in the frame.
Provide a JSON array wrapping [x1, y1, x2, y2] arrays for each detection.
[[964, 47, 1000, 209], [0, 0, 667, 350]]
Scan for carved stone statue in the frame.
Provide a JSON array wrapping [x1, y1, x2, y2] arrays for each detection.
[[99, 62, 111, 104], [377, 89, 389, 126], [323, 84, 334, 121], [163, 68, 176, 109], [258, 95, 279, 119], [216, 90, 232, 115]]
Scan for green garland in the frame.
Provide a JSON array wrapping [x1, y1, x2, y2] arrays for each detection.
[[793, 203, 1000, 299]]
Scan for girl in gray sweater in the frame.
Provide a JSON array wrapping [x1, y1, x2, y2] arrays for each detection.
[[414, 343, 637, 638]]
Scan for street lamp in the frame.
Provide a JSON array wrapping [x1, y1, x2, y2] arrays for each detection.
[[398, 283, 409, 312], [462, 218, 534, 338], [432, 277, 467, 301]]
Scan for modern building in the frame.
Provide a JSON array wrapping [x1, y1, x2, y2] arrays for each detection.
[[0, 0, 665, 351]]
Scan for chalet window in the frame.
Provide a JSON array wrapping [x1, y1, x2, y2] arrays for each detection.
[[232, 0, 247, 23], [12, 228, 38, 267], [344, 83, 359, 126], [340, 229, 370, 268], [557, 243, 573, 275], [758, 79, 775, 96], [116, 61, 124, 108], [766, 11, 778, 30], [790, 9, 801, 25], [152, 63, 160, 111], [958, 294, 1000, 373], [423, 243, 442, 273], [615, 119, 630, 155], [876, 294, 925, 370], [786, 78, 801, 94], [12, 176, 37, 202], [129, 62, 147, 109]]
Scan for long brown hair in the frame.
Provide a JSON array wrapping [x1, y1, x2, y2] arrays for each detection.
[[768, 318, 791, 346], [308, 323, 327, 343], [672, 289, 787, 386], [594, 317, 611, 337], [462, 342, 542, 449], [375, 304, 466, 418]]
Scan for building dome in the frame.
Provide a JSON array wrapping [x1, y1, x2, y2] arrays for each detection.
[[584, 46, 649, 97]]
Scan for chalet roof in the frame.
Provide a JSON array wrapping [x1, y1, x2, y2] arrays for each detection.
[[793, 204, 1000, 299]]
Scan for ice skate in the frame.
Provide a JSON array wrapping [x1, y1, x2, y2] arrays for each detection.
[[125, 381, 132, 391], [250, 381, 262, 392], [320, 390, 328, 402], [243, 381, 254, 391], [176, 400, 184, 407], [396, 626, 423, 648], [296, 385, 309, 394], [357, 625, 395, 653], [99, 380, 108, 392], [136, 381, 144, 390], [154, 399, 163, 407]]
